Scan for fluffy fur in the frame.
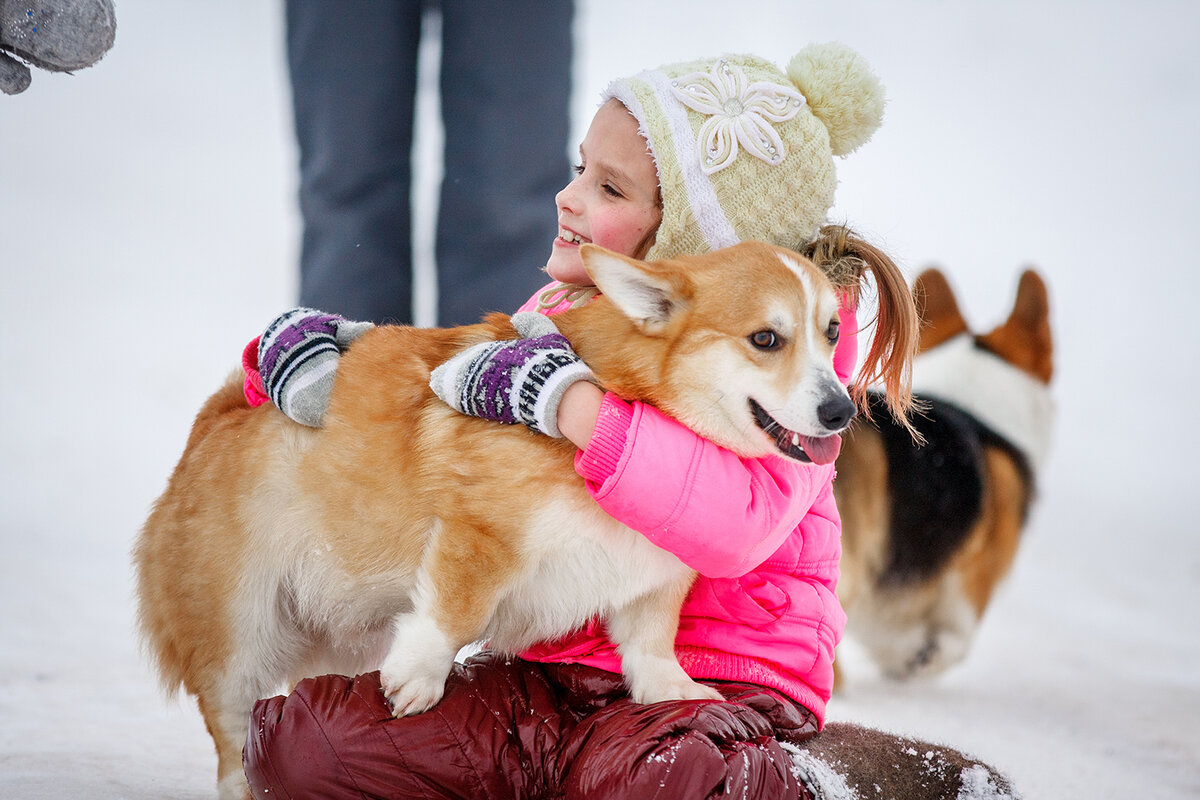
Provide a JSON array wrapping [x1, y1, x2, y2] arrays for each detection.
[[836, 267, 1053, 681], [135, 241, 872, 799]]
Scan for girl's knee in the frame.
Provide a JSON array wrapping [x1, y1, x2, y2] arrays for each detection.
[[563, 696, 809, 800]]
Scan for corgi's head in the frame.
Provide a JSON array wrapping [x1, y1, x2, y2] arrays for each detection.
[[915, 267, 1053, 383], [910, 267, 1054, 470], [562, 241, 856, 465]]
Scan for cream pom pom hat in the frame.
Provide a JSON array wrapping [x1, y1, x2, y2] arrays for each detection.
[[603, 43, 885, 260]]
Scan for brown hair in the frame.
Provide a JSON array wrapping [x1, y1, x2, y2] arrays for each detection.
[[801, 224, 918, 426]]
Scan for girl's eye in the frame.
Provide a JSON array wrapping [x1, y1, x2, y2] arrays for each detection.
[[572, 164, 585, 176], [750, 330, 782, 351], [603, 183, 622, 198], [825, 320, 840, 344]]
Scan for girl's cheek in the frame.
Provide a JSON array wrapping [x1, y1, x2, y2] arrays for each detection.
[[594, 217, 648, 258]]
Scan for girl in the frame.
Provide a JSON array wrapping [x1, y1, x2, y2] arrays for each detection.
[[241, 45, 1017, 800]]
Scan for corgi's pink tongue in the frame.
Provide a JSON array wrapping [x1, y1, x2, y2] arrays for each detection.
[[800, 434, 842, 465]]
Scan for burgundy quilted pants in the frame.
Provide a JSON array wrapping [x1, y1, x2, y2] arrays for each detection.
[[244, 651, 820, 800]]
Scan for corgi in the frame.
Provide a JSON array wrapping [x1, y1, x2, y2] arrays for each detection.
[[135, 241, 873, 800], [834, 267, 1054, 681]]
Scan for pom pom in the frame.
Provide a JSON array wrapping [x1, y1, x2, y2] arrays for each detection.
[[787, 43, 885, 156]]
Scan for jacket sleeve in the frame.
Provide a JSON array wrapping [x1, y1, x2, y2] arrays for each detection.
[[574, 397, 835, 580]]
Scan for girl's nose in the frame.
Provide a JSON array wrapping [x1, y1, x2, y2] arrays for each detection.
[[555, 177, 580, 216]]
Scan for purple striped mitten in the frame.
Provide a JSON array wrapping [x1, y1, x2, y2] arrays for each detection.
[[429, 312, 595, 438], [258, 307, 375, 427]]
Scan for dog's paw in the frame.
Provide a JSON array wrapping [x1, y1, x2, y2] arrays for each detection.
[[648, 681, 720, 705], [379, 612, 459, 716], [380, 666, 448, 717], [626, 657, 724, 705]]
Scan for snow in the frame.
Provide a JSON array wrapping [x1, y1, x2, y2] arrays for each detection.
[[782, 742, 858, 800], [3, 1, 1198, 797]]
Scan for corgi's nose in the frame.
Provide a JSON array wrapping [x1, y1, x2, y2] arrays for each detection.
[[818, 395, 856, 432]]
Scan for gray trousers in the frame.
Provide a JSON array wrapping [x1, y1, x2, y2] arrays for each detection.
[[286, 0, 574, 326]]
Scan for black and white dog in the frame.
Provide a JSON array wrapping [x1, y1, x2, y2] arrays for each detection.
[[835, 267, 1054, 680]]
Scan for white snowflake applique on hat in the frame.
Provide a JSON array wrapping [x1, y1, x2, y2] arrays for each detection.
[[670, 58, 805, 175]]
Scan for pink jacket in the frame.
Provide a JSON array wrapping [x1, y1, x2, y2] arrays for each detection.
[[519, 284, 857, 724]]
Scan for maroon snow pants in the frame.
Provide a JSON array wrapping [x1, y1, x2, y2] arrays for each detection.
[[244, 652, 819, 800]]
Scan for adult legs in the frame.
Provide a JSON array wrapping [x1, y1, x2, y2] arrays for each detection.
[[287, 0, 423, 324], [436, 0, 574, 325]]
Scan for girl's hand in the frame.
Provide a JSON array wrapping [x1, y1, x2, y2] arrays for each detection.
[[429, 312, 597, 438], [256, 307, 375, 427]]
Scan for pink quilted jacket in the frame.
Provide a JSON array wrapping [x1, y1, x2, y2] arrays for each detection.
[[519, 284, 857, 723]]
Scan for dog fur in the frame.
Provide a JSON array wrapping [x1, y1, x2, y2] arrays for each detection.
[[835, 267, 1053, 681], [135, 241, 865, 799]]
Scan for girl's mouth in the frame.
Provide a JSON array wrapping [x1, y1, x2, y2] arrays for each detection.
[[558, 228, 588, 245]]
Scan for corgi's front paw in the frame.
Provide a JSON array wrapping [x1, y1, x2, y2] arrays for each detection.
[[379, 664, 448, 717], [380, 612, 458, 717], [633, 676, 724, 705], [626, 656, 724, 705]]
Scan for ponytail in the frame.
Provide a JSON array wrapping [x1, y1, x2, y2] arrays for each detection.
[[801, 224, 919, 428]]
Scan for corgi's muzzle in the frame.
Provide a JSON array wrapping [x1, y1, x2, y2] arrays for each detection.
[[749, 392, 856, 465]]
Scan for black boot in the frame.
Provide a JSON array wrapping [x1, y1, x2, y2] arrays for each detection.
[[784, 722, 1020, 800]]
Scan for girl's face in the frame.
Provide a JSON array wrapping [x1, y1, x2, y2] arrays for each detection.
[[545, 99, 662, 285]]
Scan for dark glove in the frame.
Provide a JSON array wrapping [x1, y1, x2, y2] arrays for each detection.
[[1, 0, 116, 95]]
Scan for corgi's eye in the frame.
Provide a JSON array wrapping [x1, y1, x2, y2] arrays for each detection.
[[825, 320, 840, 345], [750, 330, 782, 351]]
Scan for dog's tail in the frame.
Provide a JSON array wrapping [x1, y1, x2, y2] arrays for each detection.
[[135, 373, 252, 696], [803, 224, 919, 431]]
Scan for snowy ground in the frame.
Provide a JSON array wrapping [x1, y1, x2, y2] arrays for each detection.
[[3, 1, 1198, 797]]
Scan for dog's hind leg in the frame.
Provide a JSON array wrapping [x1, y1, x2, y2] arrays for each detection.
[[198, 678, 278, 800], [609, 577, 723, 704], [200, 590, 309, 798]]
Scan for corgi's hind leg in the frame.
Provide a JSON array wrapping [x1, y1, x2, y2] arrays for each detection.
[[609, 576, 722, 704], [197, 620, 302, 798], [198, 680, 275, 800]]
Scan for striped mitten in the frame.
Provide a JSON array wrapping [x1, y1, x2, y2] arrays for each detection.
[[430, 312, 595, 438], [257, 308, 375, 427]]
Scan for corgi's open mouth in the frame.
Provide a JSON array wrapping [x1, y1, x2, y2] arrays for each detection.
[[749, 400, 842, 465]]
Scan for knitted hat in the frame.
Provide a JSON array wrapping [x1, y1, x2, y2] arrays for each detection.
[[603, 43, 885, 261]]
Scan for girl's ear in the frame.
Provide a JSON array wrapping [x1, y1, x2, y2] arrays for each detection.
[[581, 244, 685, 334]]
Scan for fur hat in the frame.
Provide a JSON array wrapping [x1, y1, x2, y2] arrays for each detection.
[[603, 43, 885, 260]]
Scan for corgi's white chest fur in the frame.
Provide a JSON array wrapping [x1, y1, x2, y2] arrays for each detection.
[[486, 500, 691, 652], [274, 493, 690, 660]]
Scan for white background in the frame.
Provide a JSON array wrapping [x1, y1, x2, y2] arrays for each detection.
[[2, 1, 1198, 797]]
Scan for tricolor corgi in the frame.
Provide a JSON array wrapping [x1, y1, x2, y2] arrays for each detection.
[[835, 267, 1054, 681], [135, 240, 911, 800]]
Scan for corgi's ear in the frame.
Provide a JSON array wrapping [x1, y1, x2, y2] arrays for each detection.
[[977, 269, 1053, 383], [913, 268, 968, 353], [581, 245, 686, 334]]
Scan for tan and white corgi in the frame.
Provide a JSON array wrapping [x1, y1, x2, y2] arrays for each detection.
[[835, 267, 1054, 681], [135, 241, 896, 800]]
